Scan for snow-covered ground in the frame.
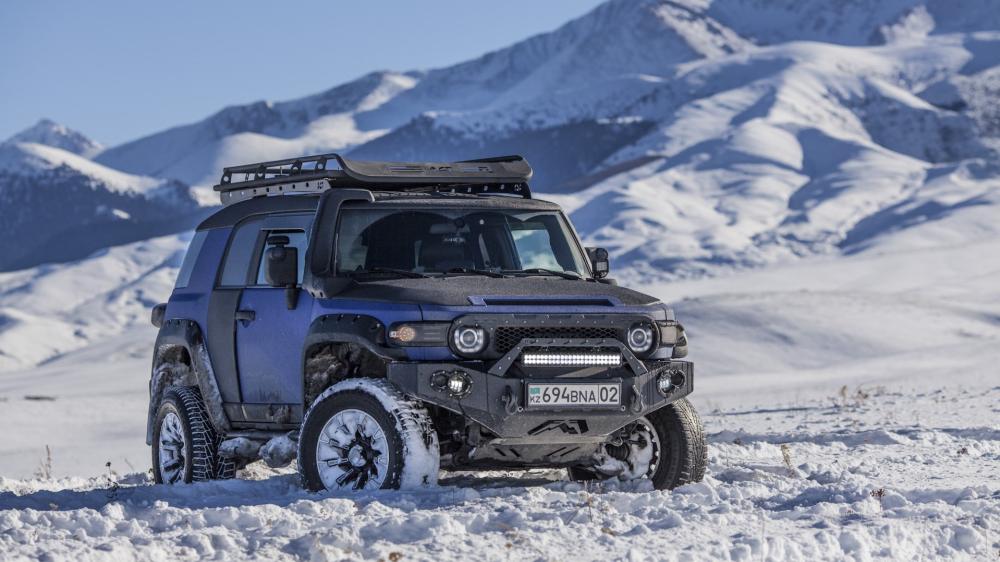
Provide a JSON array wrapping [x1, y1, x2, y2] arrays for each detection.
[[1, 235, 997, 560], [0, 370, 995, 561]]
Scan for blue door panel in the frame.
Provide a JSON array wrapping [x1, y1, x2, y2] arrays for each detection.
[[236, 288, 314, 404]]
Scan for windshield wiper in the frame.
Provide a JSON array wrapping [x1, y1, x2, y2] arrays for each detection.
[[444, 267, 509, 278], [504, 268, 583, 280], [350, 267, 429, 279]]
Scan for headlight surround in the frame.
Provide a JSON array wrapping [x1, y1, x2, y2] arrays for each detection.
[[451, 325, 487, 355], [388, 322, 450, 346], [627, 322, 656, 354]]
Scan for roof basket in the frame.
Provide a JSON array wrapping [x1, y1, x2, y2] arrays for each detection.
[[213, 153, 533, 205]]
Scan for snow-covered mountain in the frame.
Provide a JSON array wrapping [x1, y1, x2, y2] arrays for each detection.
[[86, 0, 1000, 280], [0, 138, 202, 271], [95, 71, 420, 187], [7, 119, 104, 158], [0, 234, 188, 371]]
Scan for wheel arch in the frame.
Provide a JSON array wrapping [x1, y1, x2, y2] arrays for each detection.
[[147, 319, 231, 444], [300, 313, 405, 410]]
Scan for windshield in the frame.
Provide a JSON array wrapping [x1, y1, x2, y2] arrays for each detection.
[[335, 207, 590, 278]]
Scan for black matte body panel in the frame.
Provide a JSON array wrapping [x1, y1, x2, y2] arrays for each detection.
[[207, 288, 243, 403]]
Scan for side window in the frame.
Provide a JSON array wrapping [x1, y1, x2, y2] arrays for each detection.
[[255, 230, 308, 285], [219, 217, 264, 286], [175, 231, 208, 289]]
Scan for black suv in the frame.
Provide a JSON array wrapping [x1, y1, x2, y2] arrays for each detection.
[[148, 153, 705, 491]]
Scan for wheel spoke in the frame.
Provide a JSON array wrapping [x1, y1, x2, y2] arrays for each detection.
[[336, 467, 361, 487], [321, 457, 354, 470], [355, 470, 369, 490]]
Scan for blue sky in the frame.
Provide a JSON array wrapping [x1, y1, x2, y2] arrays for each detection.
[[0, 0, 605, 146]]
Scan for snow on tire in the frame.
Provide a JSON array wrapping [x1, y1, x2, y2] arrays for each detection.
[[298, 378, 439, 491]]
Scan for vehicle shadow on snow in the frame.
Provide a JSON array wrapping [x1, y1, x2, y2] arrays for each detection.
[[0, 471, 572, 513]]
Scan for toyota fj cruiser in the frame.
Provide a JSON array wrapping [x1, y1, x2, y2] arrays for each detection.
[[148, 153, 706, 491]]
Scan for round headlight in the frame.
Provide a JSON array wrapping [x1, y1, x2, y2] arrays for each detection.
[[627, 323, 655, 354], [452, 326, 486, 354]]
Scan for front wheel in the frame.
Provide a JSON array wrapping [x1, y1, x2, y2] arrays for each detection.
[[298, 379, 439, 492], [569, 398, 706, 490]]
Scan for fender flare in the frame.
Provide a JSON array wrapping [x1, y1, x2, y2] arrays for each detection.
[[302, 314, 402, 358], [300, 313, 405, 401], [147, 319, 231, 444]]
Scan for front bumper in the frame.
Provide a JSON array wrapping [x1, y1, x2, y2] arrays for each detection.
[[387, 357, 693, 443]]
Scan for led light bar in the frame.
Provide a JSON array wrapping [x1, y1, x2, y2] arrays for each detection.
[[521, 353, 622, 367]]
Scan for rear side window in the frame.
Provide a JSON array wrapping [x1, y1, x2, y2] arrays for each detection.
[[219, 218, 263, 286], [175, 231, 207, 289]]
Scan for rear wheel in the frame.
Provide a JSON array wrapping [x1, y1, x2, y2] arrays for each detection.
[[152, 386, 224, 484], [569, 398, 706, 490], [298, 379, 439, 491]]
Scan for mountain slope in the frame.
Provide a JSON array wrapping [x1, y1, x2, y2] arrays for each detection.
[[94, 0, 754, 187], [0, 141, 202, 271], [550, 34, 1000, 279], [95, 71, 419, 186], [0, 234, 188, 371], [82, 0, 1000, 282]]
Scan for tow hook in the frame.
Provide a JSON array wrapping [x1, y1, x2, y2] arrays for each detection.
[[630, 383, 644, 414], [501, 385, 519, 414]]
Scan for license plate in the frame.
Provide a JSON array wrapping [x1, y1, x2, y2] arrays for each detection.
[[526, 383, 620, 408]]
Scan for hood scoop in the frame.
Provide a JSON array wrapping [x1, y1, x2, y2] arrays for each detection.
[[472, 296, 618, 307]]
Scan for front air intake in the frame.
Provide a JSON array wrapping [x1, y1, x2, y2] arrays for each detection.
[[494, 326, 620, 354], [520, 352, 622, 367]]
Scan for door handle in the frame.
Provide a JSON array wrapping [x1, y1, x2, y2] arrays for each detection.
[[235, 309, 256, 325]]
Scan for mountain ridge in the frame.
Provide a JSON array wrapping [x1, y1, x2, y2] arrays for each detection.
[[4, 0, 1000, 279]]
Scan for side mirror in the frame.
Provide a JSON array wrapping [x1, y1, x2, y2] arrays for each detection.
[[265, 236, 298, 287], [586, 247, 610, 279], [265, 235, 300, 309]]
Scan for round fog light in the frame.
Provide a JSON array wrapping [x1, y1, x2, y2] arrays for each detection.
[[431, 370, 472, 398], [657, 370, 686, 396], [447, 373, 471, 396]]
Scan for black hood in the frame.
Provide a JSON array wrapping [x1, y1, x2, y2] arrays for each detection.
[[332, 276, 660, 307]]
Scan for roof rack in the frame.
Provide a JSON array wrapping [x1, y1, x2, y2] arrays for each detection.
[[213, 153, 533, 205]]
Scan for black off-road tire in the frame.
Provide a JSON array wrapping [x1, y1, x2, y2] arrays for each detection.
[[569, 398, 707, 490], [648, 398, 706, 489], [298, 379, 439, 492], [215, 457, 238, 480], [151, 386, 225, 484]]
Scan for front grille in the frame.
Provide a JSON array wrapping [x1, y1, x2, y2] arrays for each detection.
[[493, 326, 620, 354]]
